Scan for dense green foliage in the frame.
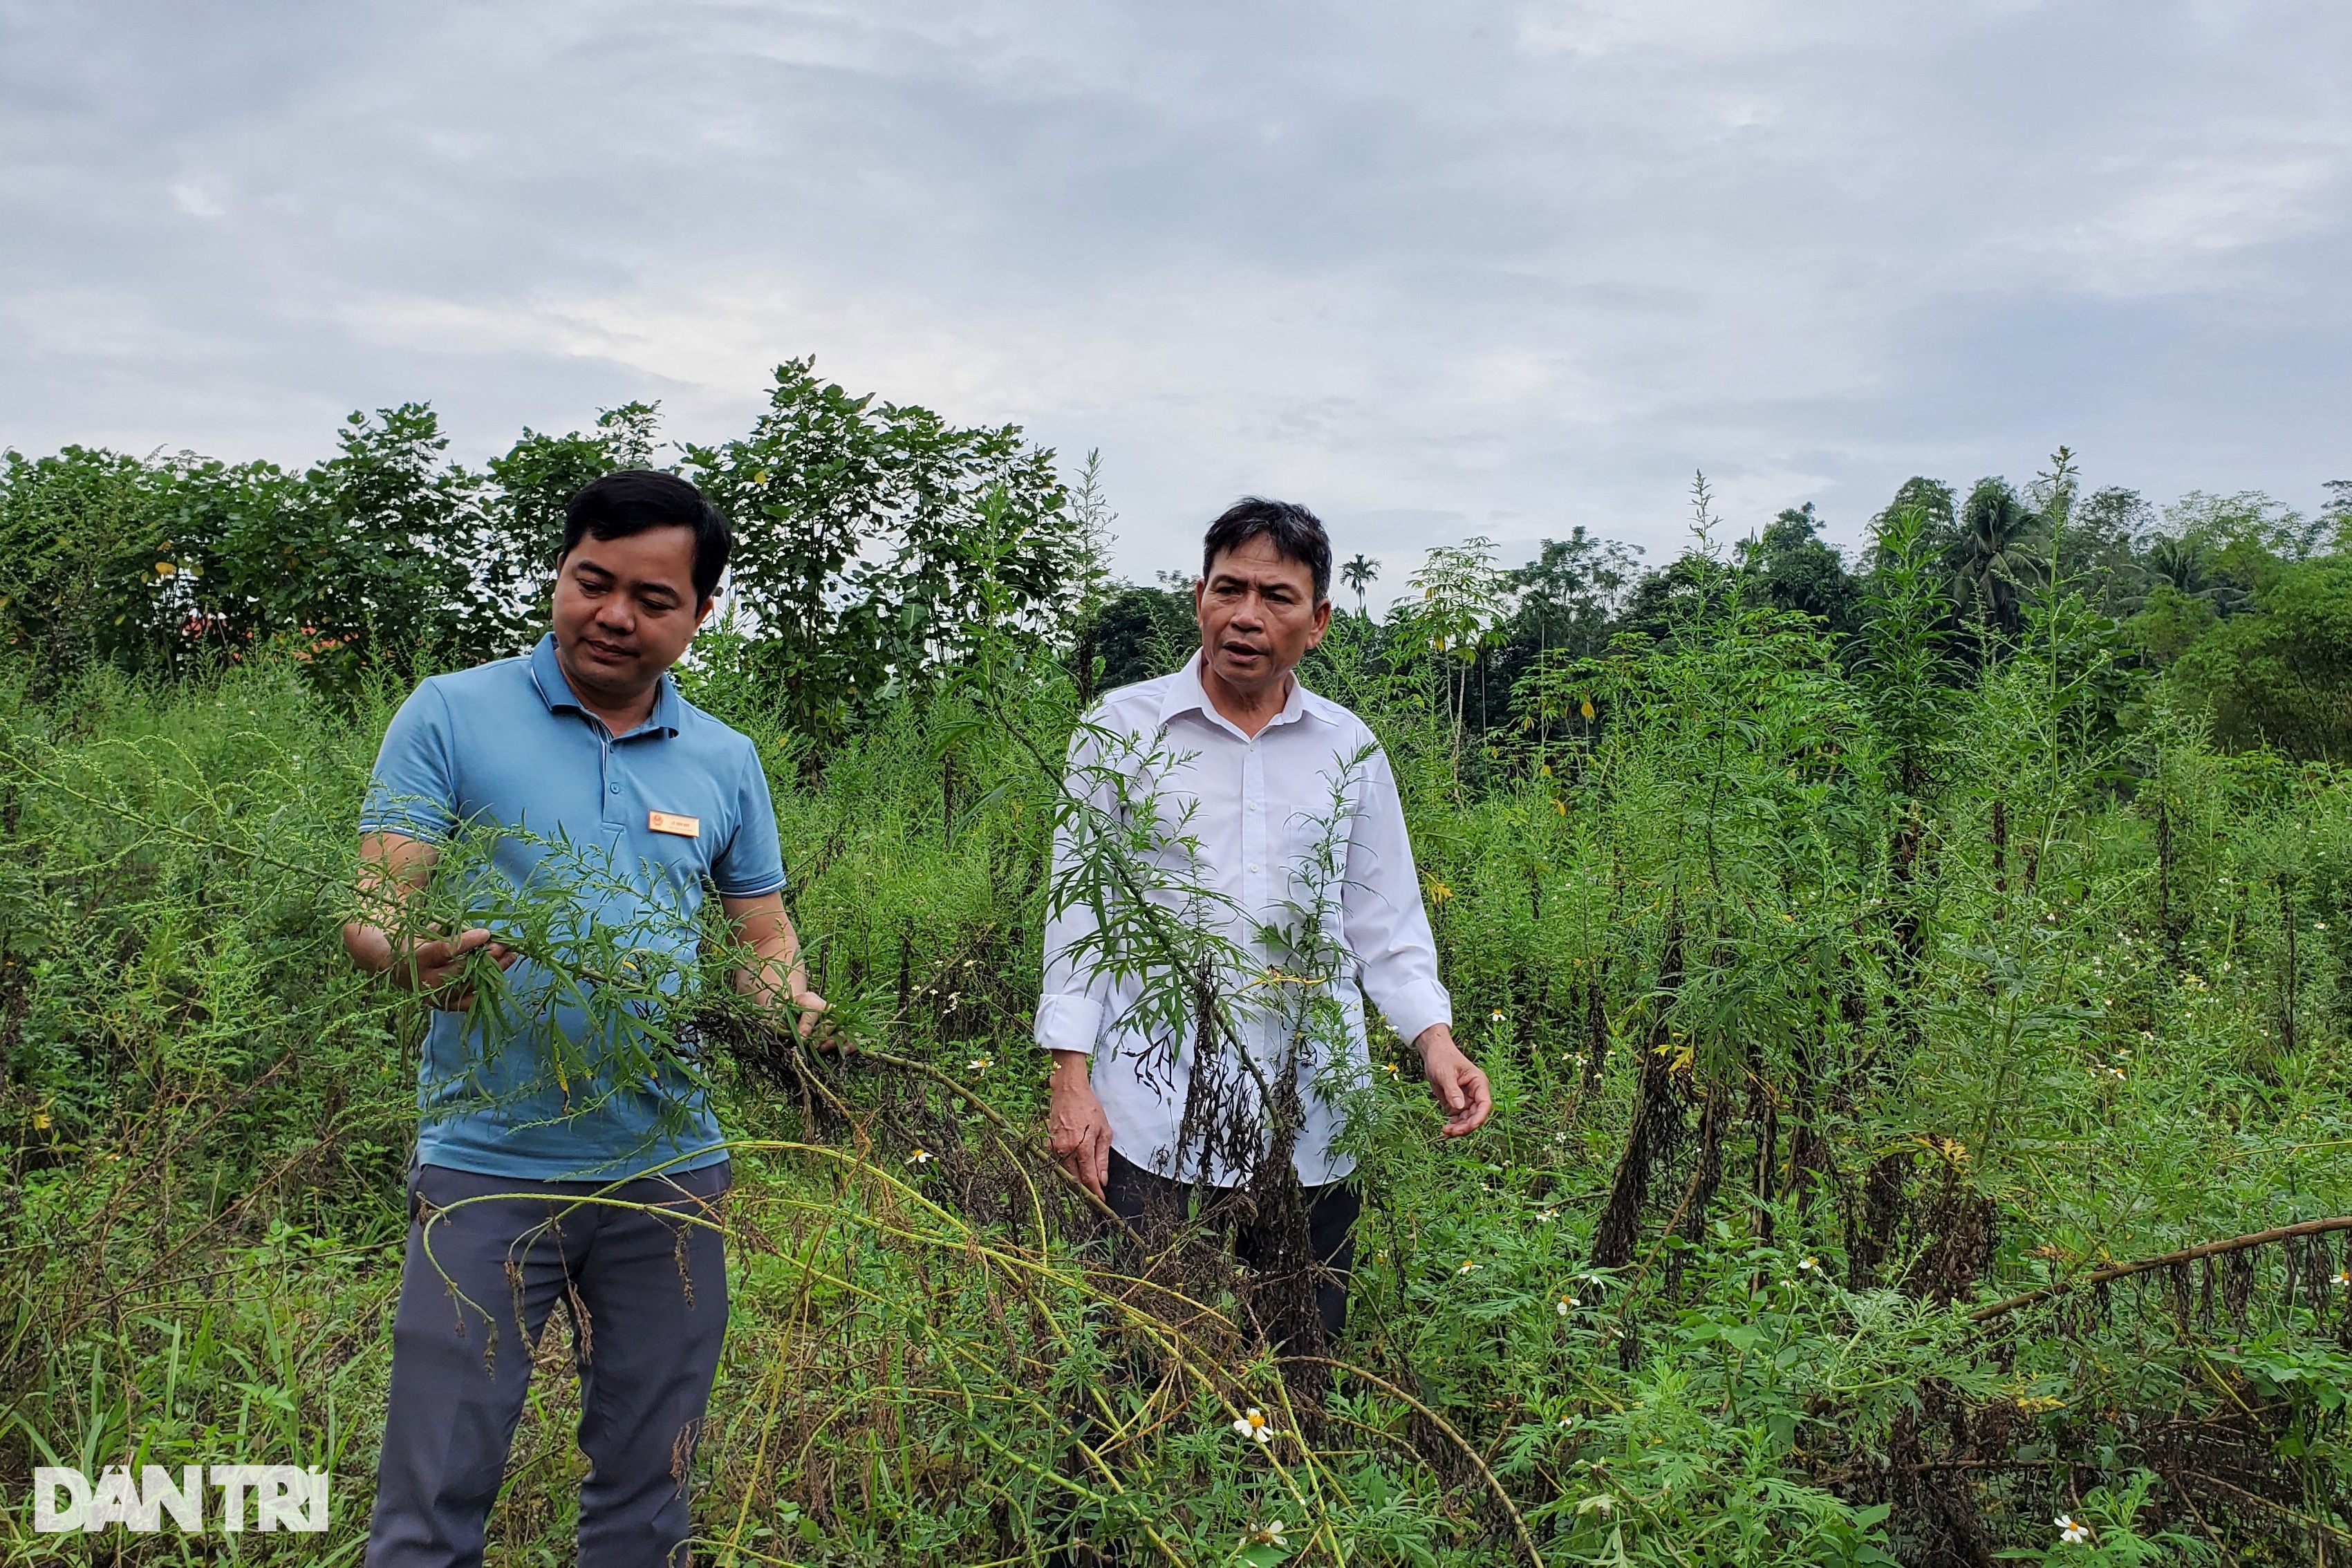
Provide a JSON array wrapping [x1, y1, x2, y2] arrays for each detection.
[[1, 380, 2349, 1563], [0, 362, 1079, 725]]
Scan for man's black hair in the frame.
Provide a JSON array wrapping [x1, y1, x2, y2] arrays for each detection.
[[1202, 496, 1332, 603], [561, 471, 731, 605]]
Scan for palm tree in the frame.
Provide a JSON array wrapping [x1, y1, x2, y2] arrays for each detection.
[[2145, 535, 2246, 615], [1948, 478, 2046, 635], [1341, 553, 1379, 618]]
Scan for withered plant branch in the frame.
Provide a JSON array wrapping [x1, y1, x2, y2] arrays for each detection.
[[718, 1009, 1136, 1235], [1278, 1354, 1544, 1568], [1967, 1214, 2352, 1324], [2172, 1469, 2352, 1549]]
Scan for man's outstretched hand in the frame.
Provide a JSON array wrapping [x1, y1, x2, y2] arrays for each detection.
[[1414, 1024, 1492, 1137], [343, 923, 518, 1011], [1046, 1049, 1113, 1198], [790, 987, 834, 1046]]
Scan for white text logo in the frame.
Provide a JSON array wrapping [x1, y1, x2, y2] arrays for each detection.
[[32, 1466, 330, 1533]]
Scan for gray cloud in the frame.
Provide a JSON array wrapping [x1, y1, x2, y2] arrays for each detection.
[[3, 0, 2346, 595]]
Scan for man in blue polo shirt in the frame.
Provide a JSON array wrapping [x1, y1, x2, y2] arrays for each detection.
[[346, 471, 824, 1568]]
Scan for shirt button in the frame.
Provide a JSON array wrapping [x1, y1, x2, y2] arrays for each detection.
[[609, 783, 622, 794], [1249, 863, 1260, 872]]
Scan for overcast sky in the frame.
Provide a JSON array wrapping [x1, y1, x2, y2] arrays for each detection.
[[3, 1, 2346, 597]]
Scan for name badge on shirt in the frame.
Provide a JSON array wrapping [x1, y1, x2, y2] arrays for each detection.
[[648, 810, 700, 838]]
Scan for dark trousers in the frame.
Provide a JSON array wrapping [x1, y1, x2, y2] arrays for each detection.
[[1101, 1150, 1361, 1342], [366, 1161, 731, 1568]]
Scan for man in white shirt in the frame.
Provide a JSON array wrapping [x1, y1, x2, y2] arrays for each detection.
[[1039, 497, 1491, 1341]]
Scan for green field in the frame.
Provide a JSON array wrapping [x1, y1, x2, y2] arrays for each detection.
[[1, 376, 2349, 1564]]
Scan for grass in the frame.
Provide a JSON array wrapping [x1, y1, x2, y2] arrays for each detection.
[[0, 563, 2347, 1565]]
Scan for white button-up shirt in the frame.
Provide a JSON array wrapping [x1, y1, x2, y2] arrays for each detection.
[[1034, 654, 1451, 1186]]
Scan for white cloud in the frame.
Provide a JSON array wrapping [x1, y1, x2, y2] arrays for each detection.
[[2, 0, 2347, 579]]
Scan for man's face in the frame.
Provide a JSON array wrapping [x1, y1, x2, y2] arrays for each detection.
[[1193, 534, 1332, 697], [549, 525, 711, 705]]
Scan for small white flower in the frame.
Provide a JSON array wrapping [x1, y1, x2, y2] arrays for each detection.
[[1556, 1294, 1579, 1315], [1243, 1520, 1288, 1548], [1231, 1408, 1274, 1444], [966, 1056, 992, 1072], [1457, 1259, 1479, 1273], [1535, 1208, 1558, 1223], [1490, 1009, 1507, 1023], [2334, 1268, 2350, 1289], [907, 1148, 934, 1165], [1798, 1256, 1821, 1274], [2056, 1513, 2091, 1544]]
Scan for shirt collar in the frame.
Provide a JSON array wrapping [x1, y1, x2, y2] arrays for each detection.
[[1158, 651, 1311, 740], [527, 633, 681, 740]]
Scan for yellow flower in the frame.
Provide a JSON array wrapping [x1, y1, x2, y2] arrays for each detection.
[[1579, 697, 1596, 720], [1428, 881, 1452, 903], [1554, 800, 1566, 816]]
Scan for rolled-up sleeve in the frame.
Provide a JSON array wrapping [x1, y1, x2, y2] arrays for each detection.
[[1034, 717, 1121, 1056], [1343, 745, 1451, 1046]]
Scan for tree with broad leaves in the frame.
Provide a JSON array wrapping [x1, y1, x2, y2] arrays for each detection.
[[678, 359, 1076, 743]]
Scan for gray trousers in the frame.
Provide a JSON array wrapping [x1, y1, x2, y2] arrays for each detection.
[[365, 1161, 731, 1568]]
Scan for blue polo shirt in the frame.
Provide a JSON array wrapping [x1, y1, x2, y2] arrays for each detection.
[[360, 633, 785, 1180]]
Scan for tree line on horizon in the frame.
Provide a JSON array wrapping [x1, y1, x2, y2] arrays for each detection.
[[3, 360, 2347, 761]]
